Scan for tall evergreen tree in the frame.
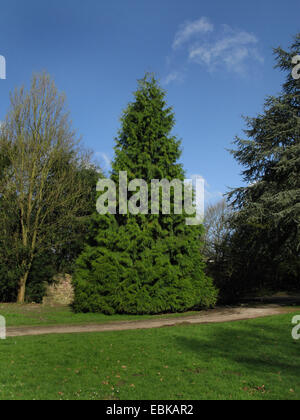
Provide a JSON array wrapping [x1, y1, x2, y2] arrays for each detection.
[[73, 75, 217, 314], [228, 35, 300, 292]]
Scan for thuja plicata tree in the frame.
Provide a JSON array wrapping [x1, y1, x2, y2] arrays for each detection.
[[73, 74, 217, 314]]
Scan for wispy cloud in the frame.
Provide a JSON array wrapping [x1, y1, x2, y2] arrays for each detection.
[[165, 18, 264, 82], [190, 174, 223, 207], [163, 70, 185, 86], [189, 26, 263, 75], [96, 152, 112, 171], [173, 17, 214, 50]]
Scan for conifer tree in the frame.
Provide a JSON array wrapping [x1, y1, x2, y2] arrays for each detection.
[[228, 35, 300, 291], [73, 75, 217, 314]]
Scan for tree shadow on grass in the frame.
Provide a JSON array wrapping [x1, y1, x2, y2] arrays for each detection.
[[175, 320, 300, 379]]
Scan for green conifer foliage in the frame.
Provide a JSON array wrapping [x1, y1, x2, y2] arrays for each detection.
[[228, 35, 300, 291], [73, 75, 217, 314]]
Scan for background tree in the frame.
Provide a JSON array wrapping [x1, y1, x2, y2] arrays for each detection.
[[0, 73, 100, 303], [26, 164, 100, 303], [203, 199, 232, 262], [73, 75, 217, 314], [227, 34, 300, 295], [202, 200, 236, 302]]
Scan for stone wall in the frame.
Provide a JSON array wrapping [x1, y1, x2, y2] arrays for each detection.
[[43, 274, 74, 306]]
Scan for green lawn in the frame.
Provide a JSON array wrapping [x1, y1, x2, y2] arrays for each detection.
[[0, 303, 202, 327], [0, 312, 299, 400]]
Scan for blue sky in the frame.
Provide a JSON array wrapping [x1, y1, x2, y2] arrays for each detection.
[[0, 0, 299, 204]]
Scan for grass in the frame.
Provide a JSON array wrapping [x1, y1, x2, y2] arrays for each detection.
[[0, 303, 202, 327], [0, 312, 299, 400]]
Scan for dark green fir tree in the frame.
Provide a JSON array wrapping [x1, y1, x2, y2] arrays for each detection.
[[73, 75, 217, 314]]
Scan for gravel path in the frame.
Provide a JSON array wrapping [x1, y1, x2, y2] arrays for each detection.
[[6, 305, 292, 338]]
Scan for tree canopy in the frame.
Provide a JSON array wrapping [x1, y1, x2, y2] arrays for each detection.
[[227, 35, 300, 293], [0, 73, 99, 303]]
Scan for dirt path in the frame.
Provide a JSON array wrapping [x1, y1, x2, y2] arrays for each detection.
[[6, 305, 294, 338]]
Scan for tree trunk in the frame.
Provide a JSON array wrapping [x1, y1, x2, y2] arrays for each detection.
[[17, 271, 29, 304]]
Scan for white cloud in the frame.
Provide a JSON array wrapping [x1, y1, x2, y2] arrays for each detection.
[[165, 18, 264, 82], [189, 174, 223, 207], [189, 28, 263, 75], [96, 152, 112, 171], [172, 17, 214, 50], [205, 189, 224, 204], [189, 174, 205, 183], [163, 70, 185, 85]]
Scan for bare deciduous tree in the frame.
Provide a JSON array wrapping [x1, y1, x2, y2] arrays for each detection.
[[0, 73, 95, 303], [203, 199, 233, 262]]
